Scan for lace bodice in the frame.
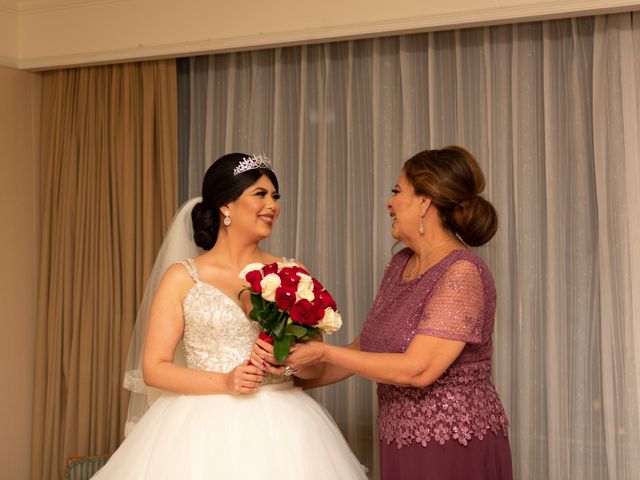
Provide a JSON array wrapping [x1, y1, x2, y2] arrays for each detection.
[[180, 259, 288, 385]]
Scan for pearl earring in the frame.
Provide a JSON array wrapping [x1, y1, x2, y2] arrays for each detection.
[[223, 212, 231, 226]]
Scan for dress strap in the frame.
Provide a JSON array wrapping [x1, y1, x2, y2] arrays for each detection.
[[282, 256, 296, 263], [181, 258, 201, 284]]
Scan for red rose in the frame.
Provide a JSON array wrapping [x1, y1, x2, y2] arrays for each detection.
[[262, 262, 278, 275], [278, 267, 301, 288], [289, 299, 317, 325], [258, 331, 274, 344], [312, 300, 326, 321], [315, 289, 337, 310], [312, 278, 325, 293], [245, 270, 263, 293], [275, 286, 297, 311], [292, 265, 309, 275]]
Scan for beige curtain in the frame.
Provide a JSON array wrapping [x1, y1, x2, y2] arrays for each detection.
[[31, 60, 178, 480]]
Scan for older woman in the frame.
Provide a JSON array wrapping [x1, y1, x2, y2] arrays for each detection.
[[263, 146, 512, 479]]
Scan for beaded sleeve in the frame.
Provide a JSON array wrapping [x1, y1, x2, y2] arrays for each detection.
[[416, 259, 485, 344]]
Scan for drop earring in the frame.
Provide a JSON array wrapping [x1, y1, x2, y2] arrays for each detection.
[[418, 199, 428, 235], [223, 211, 231, 226]]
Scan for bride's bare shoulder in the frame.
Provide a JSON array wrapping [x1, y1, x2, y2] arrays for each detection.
[[158, 261, 196, 294]]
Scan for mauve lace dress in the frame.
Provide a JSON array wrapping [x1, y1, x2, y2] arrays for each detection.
[[360, 248, 512, 480]]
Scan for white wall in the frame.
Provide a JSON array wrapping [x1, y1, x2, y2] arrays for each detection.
[[1, 0, 639, 69]]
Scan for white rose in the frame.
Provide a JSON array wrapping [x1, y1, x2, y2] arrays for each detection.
[[239, 262, 265, 280], [260, 273, 281, 302], [295, 273, 315, 302], [317, 308, 342, 334]]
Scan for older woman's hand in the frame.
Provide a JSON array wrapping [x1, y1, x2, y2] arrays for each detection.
[[285, 340, 326, 372]]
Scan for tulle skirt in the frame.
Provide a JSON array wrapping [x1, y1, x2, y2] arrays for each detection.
[[92, 382, 367, 479]]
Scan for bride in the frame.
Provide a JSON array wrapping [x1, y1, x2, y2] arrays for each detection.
[[92, 153, 367, 479]]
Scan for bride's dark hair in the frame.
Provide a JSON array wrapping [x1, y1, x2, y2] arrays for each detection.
[[192, 153, 279, 250]]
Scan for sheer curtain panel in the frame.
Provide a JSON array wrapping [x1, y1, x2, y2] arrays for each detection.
[[178, 12, 640, 479]]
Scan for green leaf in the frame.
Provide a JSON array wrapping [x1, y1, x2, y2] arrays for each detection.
[[274, 337, 292, 363], [300, 326, 322, 340], [272, 316, 286, 340], [268, 303, 280, 317], [250, 293, 263, 309], [285, 324, 308, 339], [237, 286, 250, 300]]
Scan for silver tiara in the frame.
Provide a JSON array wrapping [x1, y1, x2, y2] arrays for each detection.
[[233, 154, 273, 176]]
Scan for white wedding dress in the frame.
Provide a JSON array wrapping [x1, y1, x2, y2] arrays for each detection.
[[92, 259, 367, 479]]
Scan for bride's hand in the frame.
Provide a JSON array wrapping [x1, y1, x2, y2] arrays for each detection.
[[285, 340, 325, 372], [225, 363, 265, 394], [250, 337, 287, 376]]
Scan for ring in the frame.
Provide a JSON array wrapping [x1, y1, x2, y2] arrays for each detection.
[[283, 366, 294, 376]]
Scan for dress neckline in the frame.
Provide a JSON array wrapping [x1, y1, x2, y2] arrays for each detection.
[[398, 248, 468, 284], [190, 282, 251, 318], [185, 259, 251, 318], [184, 255, 295, 317]]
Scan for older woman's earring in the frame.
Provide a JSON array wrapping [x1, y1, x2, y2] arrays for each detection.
[[223, 212, 231, 226]]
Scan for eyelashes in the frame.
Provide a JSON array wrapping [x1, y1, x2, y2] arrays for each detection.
[[255, 190, 281, 200]]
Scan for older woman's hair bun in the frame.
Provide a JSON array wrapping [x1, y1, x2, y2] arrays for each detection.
[[451, 195, 498, 247], [404, 145, 498, 246]]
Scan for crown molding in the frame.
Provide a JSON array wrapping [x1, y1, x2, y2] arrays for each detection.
[[1, 0, 122, 14], [0, 1, 19, 14], [0, 0, 126, 14], [0, 55, 20, 68], [14, 0, 640, 70]]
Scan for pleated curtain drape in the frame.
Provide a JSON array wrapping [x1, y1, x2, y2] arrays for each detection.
[[31, 60, 178, 480], [178, 13, 640, 480]]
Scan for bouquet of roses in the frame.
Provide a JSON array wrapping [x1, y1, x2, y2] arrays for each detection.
[[239, 261, 342, 362]]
